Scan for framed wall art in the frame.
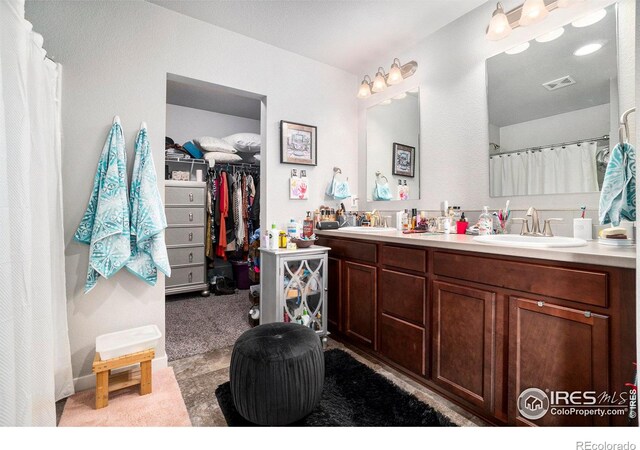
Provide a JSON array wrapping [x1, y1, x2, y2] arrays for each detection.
[[392, 142, 415, 177], [280, 120, 317, 166]]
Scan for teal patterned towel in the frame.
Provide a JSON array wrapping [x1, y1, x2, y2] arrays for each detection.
[[126, 124, 171, 285], [599, 142, 636, 226], [74, 118, 131, 292]]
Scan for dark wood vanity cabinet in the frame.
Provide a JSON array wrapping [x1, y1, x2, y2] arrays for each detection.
[[343, 261, 377, 349], [432, 281, 505, 417], [316, 235, 636, 427], [508, 297, 610, 427]]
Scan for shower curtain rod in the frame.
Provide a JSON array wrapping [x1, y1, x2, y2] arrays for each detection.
[[490, 135, 609, 157]]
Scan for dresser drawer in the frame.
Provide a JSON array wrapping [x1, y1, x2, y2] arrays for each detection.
[[168, 246, 205, 267], [166, 227, 205, 247], [165, 186, 205, 206], [381, 245, 427, 273], [165, 207, 205, 226], [433, 252, 608, 308], [316, 237, 377, 263], [166, 266, 206, 288]]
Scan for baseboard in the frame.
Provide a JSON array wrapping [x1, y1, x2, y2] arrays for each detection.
[[72, 354, 169, 393]]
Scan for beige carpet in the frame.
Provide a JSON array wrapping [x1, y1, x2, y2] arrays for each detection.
[[59, 367, 191, 427]]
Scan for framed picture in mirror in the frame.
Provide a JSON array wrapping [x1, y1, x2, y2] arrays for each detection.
[[392, 143, 415, 177], [280, 120, 317, 166]]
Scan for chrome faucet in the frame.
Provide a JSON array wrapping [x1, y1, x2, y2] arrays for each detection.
[[526, 206, 541, 235], [513, 206, 563, 236]]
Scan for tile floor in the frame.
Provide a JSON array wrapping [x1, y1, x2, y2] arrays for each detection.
[[169, 339, 488, 427]]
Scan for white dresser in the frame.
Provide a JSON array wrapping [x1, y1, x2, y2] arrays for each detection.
[[164, 180, 209, 296]]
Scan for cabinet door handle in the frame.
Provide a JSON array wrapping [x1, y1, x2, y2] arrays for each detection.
[[188, 232, 193, 241], [188, 252, 193, 263], [537, 301, 545, 307], [188, 212, 193, 222], [188, 193, 194, 202], [188, 272, 193, 283]]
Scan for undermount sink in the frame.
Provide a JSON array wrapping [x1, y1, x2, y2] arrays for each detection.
[[340, 227, 397, 233], [473, 234, 587, 248]]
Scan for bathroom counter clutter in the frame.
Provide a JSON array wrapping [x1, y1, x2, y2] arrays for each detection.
[[315, 229, 635, 268]]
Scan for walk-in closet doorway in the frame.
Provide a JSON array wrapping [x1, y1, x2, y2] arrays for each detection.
[[163, 74, 266, 363]]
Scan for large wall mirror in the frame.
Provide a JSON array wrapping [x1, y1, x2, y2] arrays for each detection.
[[487, 4, 618, 197], [366, 88, 420, 201]]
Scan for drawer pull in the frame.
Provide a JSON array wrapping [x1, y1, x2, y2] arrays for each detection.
[[188, 232, 193, 241], [188, 213, 193, 222], [188, 272, 193, 283], [584, 311, 591, 318], [189, 252, 193, 263], [189, 193, 194, 202], [537, 301, 545, 307]]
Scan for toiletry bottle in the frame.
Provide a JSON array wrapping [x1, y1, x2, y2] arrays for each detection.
[[478, 207, 493, 235], [303, 211, 314, 237], [278, 231, 287, 249], [443, 217, 451, 234], [403, 180, 409, 200], [287, 219, 298, 238], [269, 223, 279, 249], [402, 209, 409, 231], [411, 208, 417, 230], [397, 180, 404, 200]]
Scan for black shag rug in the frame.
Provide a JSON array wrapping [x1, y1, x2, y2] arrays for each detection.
[[215, 349, 457, 426]]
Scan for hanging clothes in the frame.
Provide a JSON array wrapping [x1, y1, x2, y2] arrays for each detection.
[[225, 171, 236, 252], [216, 171, 228, 258], [233, 172, 245, 248], [205, 169, 218, 259]]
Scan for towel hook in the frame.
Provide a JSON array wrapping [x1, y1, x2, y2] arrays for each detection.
[[333, 166, 342, 174]]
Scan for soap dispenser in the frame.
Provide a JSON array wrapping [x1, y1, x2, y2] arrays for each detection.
[[478, 206, 493, 235]]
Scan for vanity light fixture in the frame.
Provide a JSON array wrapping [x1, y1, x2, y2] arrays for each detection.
[[535, 27, 564, 43], [573, 42, 602, 56], [519, 0, 549, 26], [357, 75, 372, 99], [486, 3, 512, 41], [356, 59, 418, 98], [571, 9, 606, 28], [505, 42, 530, 55], [486, 0, 584, 41]]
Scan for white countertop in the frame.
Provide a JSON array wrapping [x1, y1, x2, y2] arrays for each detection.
[[315, 229, 636, 269]]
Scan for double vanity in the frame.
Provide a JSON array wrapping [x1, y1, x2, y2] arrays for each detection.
[[316, 228, 636, 426]]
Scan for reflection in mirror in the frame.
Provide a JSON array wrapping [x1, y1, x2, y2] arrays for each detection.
[[487, 5, 617, 197], [366, 89, 420, 201]]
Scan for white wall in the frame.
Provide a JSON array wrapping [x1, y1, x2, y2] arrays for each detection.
[[360, 0, 635, 213], [166, 104, 260, 145], [497, 104, 610, 153], [25, 0, 358, 387], [366, 94, 420, 201]]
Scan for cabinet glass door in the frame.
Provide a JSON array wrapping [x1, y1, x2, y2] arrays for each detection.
[[281, 256, 325, 333]]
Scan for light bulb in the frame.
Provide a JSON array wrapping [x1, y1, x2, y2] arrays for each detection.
[[519, 0, 549, 27], [535, 27, 564, 43], [372, 68, 387, 93], [486, 3, 512, 41], [387, 60, 403, 85], [572, 9, 607, 28], [357, 78, 371, 99]]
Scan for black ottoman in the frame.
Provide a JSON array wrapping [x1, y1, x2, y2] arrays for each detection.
[[229, 323, 324, 425]]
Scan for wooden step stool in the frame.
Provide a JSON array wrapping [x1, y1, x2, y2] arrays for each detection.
[[92, 348, 155, 409]]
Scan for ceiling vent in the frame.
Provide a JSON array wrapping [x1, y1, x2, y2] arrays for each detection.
[[542, 75, 576, 91]]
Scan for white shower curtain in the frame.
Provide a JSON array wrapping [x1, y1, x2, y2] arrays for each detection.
[[0, 0, 74, 426], [490, 141, 600, 196]]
